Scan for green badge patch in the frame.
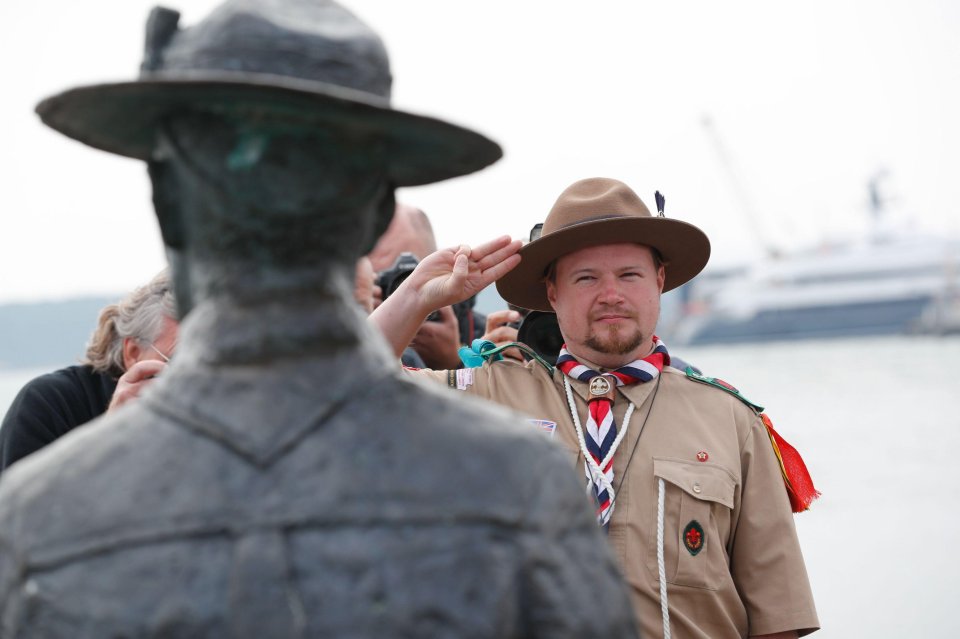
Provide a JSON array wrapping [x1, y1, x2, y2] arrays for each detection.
[[683, 520, 705, 556], [684, 367, 764, 412]]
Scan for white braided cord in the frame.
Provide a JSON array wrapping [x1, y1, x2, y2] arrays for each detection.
[[562, 377, 635, 525], [657, 477, 671, 639]]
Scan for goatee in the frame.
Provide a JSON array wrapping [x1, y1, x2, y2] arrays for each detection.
[[585, 326, 645, 356]]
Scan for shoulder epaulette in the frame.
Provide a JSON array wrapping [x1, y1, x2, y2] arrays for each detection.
[[683, 367, 764, 412], [685, 367, 820, 513]]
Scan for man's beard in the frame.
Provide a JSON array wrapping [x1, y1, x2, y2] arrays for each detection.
[[584, 324, 645, 356]]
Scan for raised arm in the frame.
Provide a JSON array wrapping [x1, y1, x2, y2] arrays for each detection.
[[369, 236, 522, 360]]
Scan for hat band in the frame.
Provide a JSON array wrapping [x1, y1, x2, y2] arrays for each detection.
[[548, 212, 638, 235]]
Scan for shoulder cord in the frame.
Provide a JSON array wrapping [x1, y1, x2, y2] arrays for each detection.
[[478, 341, 554, 373], [563, 375, 634, 525], [567, 375, 662, 517], [564, 374, 670, 636], [563, 376, 635, 519], [607, 374, 661, 510]]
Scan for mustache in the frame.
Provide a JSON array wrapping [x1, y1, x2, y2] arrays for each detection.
[[590, 306, 637, 321]]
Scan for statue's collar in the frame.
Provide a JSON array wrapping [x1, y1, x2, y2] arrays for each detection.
[[143, 296, 396, 465]]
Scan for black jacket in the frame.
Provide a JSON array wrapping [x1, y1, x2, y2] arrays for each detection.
[[0, 365, 115, 475]]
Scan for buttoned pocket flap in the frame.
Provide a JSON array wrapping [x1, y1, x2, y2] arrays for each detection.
[[653, 457, 736, 509]]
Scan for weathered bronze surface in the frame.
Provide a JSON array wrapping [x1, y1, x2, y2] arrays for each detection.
[[0, 1, 637, 636]]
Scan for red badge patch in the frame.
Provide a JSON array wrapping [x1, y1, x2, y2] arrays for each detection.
[[696, 451, 709, 462], [683, 520, 705, 556]]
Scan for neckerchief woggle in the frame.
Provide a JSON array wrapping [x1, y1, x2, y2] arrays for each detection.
[[556, 337, 668, 526]]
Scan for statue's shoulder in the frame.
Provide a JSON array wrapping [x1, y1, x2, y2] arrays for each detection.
[[680, 366, 764, 413]]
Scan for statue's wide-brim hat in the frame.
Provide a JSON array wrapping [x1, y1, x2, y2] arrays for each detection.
[[496, 177, 711, 312], [35, 0, 501, 187]]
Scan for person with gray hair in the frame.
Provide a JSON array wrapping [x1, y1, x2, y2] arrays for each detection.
[[0, 270, 178, 474]]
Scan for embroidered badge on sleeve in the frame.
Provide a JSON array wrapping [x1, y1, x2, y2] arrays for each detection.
[[527, 418, 557, 436], [455, 368, 474, 390]]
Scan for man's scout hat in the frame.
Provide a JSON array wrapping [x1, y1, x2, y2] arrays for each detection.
[[497, 177, 711, 312], [35, 0, 501, 187]]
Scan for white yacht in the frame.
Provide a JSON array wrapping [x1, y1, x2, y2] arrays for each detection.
[[665, 177, 960, 345]]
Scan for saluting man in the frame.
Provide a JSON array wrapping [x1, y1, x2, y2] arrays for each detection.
[[372, 177, 821, 638]]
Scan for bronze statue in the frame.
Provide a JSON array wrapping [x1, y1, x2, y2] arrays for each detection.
[[0, 1, 637, 636]]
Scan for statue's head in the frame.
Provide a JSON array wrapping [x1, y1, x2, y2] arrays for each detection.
[[36, 0, 502, 315]]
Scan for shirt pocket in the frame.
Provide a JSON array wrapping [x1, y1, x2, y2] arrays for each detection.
[[649, 457, 737, 590]]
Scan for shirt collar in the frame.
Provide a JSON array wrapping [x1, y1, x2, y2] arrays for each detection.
[[554, 365, 661, 407]]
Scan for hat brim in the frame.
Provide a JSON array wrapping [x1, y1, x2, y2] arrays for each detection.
[[496, 216, 711, 312], [35, 71, 502, 187]]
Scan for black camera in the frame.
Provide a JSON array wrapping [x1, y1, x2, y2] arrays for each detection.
[[507, 222, 564, 365], [516, 310, 563, 366], [377, 251, 483, 331], [377, 252, 441, 321], [377, 252, 419, 299]]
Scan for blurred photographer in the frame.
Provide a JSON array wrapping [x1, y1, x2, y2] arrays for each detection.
[[369, 203, 485, 369], [354, 255, 426, 368], [0, 271, 178, 474], [367, 203, 437, 282], [477, 223, 562, 364]]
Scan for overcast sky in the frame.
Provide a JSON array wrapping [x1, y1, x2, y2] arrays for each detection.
[[2, 0, 958, 304]]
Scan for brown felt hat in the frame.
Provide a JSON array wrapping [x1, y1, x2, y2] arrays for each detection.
[[496, 177, 711, 312], [35, 0, 501, 187]]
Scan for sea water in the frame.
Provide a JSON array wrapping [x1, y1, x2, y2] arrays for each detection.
[[1, 335, 958, 636]]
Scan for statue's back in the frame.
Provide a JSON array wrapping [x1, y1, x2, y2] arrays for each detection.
[[0, 1, 638, 636], [0, 352, 636, 637]]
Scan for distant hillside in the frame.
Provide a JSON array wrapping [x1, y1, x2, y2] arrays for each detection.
[[0, 287, 688, 371], [0, 289, 509, 373], [0, 296, 119, 370]]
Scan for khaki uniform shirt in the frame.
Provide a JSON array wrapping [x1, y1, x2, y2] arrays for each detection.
[[411, 358, 819, 638]]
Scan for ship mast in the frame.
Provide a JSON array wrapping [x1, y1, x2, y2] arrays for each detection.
[[701, 115, 779, 259]]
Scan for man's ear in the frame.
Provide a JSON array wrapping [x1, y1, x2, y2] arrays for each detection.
[[657, 264, 666, 293], [122, 337, 142, 371], [545, 278, 559, 311]]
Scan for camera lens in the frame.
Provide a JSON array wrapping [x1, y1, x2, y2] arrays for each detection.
[[377, 252, 420, 302], [384, 270, 412, 298], [517, 311, 562, 366]]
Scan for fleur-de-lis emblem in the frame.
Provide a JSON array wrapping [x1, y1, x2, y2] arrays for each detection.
[[683, 520, 705, 556], [589, 376, 612, 396]]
